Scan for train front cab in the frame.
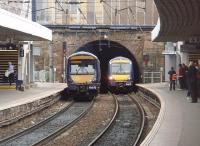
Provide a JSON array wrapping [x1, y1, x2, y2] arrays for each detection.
[[108, 57, 133, 92], [66, 52, 100, 100]]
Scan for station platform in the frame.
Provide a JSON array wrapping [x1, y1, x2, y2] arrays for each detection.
[[0, 82, 67, 126], [138, 83, 200, 146]]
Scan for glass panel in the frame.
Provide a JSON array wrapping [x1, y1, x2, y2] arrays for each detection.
[[111, 63, 131, 74], [70, 60, 95, 75]]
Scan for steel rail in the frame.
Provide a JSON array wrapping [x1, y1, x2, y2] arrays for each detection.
[[0, 101, 74, 144], [128, 94, 146, 146], [33, 99, 95, 146], [139, 91, 161, 109], [143, 95, 160, 109], [88, 93, 145, 146], [87, 92, 119, 146], [0, 98, 94, 146]]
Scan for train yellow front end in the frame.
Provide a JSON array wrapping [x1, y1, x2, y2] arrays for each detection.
[[108, 57, 133, 92], [66, 51, 100, 100]]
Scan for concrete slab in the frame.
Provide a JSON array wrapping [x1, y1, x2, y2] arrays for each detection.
[[0, 82, 67, 126], [0, 82, 67, 111], [138, 83, 200, 146]]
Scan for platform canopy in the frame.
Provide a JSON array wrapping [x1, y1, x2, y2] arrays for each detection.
[[152, 0, 200, 42], [0, 8, 52, 41]]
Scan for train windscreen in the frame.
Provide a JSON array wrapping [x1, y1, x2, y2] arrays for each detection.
[[70, 60, 95, 75], [111, 63, 131, 74]]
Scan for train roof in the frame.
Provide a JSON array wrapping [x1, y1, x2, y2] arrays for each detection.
[[68, 51, 98, 60], [109, 56, 132, 64]]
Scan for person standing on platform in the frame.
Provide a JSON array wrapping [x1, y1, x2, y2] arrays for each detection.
[[178, 64, 184, 89], [8, 62, 14, 86], [168, 67, 176, 91], [188, 61, 198, 103]]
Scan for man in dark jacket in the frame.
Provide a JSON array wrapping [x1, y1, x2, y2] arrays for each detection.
[[188, 61, 198, 103], [168, 67, 176, 91]]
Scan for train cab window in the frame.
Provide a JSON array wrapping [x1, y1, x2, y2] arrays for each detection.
[[70, 60, 95, 75], [111, 63, 131, 74]]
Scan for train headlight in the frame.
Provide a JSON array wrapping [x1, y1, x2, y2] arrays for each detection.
[[109, 76, 113, 80]]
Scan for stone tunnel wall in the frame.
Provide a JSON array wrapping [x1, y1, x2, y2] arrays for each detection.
[[33, 30, 164, 83]]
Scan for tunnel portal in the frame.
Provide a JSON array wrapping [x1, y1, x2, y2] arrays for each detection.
[[76, 40, 140, 92]]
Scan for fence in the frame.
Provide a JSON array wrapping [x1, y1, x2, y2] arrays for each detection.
[[143, 71, 163, 83]]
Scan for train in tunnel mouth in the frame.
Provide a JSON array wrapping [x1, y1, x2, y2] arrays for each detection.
[[108, 56, 134, 93], [66, 51, 101, 100], [76, 40, 140, 93]]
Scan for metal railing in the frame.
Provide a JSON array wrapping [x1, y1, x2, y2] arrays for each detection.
[[143, 71, 163, 83]]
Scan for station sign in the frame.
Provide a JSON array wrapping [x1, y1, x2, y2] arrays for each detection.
[[19, 47, 24, 57]]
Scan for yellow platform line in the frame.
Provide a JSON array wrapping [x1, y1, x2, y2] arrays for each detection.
[[0, 85, 15, 90]]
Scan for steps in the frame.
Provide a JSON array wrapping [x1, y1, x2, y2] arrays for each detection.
[[0, 50, 18, 83]]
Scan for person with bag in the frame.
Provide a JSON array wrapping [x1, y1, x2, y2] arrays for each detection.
[[4, 70, 9, 78], [4, 62, 15, 86], [168, 67, 176, 91]]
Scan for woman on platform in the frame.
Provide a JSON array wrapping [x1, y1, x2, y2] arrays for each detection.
[[8, 62, 15, 85]]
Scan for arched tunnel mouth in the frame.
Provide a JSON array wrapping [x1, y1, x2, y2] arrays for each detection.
[[75, 40, 141, 93]]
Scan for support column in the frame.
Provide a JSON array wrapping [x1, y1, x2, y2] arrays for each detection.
[[30, 44, 34, 83], [26, 42, 31, 85], [23, 44, 28, 86], [48, 42, 54, 83], [18, 44, 28, 89]]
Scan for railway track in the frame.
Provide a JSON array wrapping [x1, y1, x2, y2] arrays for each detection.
[[0, 100, 94, 146], [42, 94, 116, 146], [89, 94, 145, 146]]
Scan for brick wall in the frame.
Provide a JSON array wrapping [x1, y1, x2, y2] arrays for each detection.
[[34, 30, 164, 83]]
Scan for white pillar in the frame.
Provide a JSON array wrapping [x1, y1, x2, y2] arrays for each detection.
[[18, 43, 28, 85], [27, 42, 31, 84], [30, 43, 34, 83]]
